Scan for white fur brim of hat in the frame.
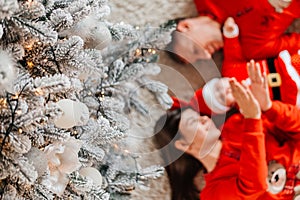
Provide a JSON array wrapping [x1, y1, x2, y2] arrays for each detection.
[[202, 78, 231, 114]]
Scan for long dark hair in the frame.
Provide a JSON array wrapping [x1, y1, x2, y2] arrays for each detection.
[[153, 108, 204, 200]]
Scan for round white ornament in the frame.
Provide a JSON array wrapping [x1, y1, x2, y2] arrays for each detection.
[[0, 50, 15, 93], [87, 23, 112, 50], [25, 147, 48, 177], [79, 167, 103, 187], [54, 99, 89, 129]]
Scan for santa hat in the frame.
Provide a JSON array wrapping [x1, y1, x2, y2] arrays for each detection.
[[170, 78, 231, 115], [201, 78, 231, 114]]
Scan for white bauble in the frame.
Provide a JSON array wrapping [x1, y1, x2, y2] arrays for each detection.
[[25, 147, 48, 177], [62, 15, 112, 50], [54, 99, 89, 129], [79, 167, 103, 187], [87, 22, 112, 50], [0, 50, 15, 93]]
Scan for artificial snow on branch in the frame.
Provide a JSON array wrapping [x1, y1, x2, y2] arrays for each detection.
[[0, 0, 174, 198]]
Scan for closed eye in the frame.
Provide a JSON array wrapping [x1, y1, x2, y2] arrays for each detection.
[[186, 117, 199, 126]]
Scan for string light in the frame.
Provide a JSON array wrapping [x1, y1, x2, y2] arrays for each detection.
[[27, 61, 34, 69], [0, 98, 7, 108], [135, 48, 141, 56], [12, 94, 19, 100], [18, 128, 23, 134], [16, 110, 22, 115], [34, 88, 44, 95]]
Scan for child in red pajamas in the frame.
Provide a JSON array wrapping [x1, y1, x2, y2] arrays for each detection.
[[154, 62, 300, 199]]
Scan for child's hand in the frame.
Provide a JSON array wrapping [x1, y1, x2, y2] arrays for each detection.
[[247, 60, 272, 111], [268, 0, 292, 13], [229, 78, 261, 119]]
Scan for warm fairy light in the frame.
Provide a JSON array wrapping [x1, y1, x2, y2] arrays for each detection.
[[152, 50, 156, 54], [26, 0, 34, 7], [18, 128, 23, 134], [135, 48, 141, 56], [148, 48, 152, 53], [114, 144, 119, 151], [27, 61, 34, 69], [24, 39, 38, 50], [12, 94, 19, 99], [99, 97, 104, 101], [0, 98, 7, 108], [34, 88, 44, 95], [16, 110, 22, 115]]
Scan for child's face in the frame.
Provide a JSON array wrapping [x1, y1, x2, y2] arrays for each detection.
[[214, 78, 235, 107]]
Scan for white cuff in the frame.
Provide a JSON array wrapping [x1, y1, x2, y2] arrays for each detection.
[[223, 24, 239, 38]]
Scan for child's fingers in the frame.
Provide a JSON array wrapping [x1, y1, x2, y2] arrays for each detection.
[[247, 60, 264, 84], [262, 71, 268, 89], [247, 60, 256, 81], [230, 78, 247, 101]]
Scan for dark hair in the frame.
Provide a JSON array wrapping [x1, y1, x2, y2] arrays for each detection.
[[153, 108, 204, 200]]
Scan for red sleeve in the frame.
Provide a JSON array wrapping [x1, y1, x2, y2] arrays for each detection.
[[238, 119, 268, 197], [263, 101, 300, 133], [221, 36, 249, 81], [242, 33, 300, 60], [201, 118, 268, 199], [193, 0, 227, 24], [223, 36, 244, 62]]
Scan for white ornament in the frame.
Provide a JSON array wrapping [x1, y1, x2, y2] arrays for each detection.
[[60, 14, 112, 50], [43, 138, 82, 195], [25, 147, 48, 177], [0, 50, 16, 93], [54, 99, 89, 129], [79, 167, 103, 187], [87, 22, 112, 50]]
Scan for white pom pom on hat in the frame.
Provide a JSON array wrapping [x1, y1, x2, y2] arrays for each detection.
[[202, 78, 231, 114]]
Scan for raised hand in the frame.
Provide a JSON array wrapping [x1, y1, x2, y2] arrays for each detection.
[[229, 78, 261, 119], [246, 60, 272, 111]]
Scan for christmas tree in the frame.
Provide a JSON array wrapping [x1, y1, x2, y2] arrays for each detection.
[[0, 0, 173, 199]]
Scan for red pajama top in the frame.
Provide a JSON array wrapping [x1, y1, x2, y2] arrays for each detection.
[[221, 32, 300, 108], [194, 0, 300, 60], [200, 101, 300, 199]]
